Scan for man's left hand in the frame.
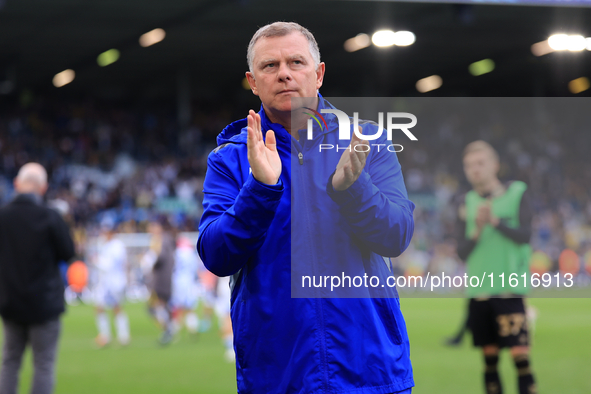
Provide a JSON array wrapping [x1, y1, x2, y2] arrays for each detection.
[[332, 127, 370, 191]]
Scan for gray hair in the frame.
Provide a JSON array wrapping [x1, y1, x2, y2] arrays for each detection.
[[247, 22, 321, 73]]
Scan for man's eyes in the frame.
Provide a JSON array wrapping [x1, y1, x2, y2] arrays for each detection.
[[262, 60, 304, 69]]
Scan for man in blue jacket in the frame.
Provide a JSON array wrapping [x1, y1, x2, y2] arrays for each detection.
[[198, 22, 415, 393]]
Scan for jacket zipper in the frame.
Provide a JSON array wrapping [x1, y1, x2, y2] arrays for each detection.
[[292, 137, 304, 165], [295, 137, 329, 391]]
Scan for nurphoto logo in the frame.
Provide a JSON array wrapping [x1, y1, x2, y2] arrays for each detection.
[[305, 108, 418, 153]]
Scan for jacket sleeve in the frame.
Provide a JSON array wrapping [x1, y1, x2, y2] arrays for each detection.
[[326, 143, 415, 258], [49, 210, 75, 264], [197, 149, 284, 277]]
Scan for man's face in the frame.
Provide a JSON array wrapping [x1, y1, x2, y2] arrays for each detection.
[[246, 32, 325, 114], [463, 149, 499, 187]]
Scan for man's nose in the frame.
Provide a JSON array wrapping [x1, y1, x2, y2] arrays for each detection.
[[277, 62, 292, 82]]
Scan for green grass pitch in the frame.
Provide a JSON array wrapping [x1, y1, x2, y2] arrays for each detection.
[[1, 296, 589, 393]]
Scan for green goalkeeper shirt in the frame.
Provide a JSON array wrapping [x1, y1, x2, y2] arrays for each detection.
[[462, 181, 532, 298]]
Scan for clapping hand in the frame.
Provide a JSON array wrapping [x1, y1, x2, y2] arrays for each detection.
[[473, 201, 500, 240], [332, 127, 370, 191], [247, 110, 282, 185]]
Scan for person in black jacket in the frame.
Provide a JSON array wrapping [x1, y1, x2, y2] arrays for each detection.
[[0, 162, 75, 394]]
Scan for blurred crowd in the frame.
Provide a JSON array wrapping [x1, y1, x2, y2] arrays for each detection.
[[1, 96, 590, 274], [0, 96, 234, 253]]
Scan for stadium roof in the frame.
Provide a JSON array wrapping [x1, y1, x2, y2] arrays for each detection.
[[1, 0, 590, 101]]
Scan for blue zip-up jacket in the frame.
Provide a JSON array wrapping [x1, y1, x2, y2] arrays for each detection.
[[198, 96, 415, 394]]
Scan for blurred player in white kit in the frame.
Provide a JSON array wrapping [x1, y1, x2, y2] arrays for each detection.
[[170, 236, 200, 335], [92, 222, 130, 347]]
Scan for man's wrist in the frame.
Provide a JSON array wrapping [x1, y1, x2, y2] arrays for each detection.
[[250, 174, 282, 189], [327, 172, 337, 193], [252, 173, 280, 186], [331, 176, 351, 192], [245, 174, 284, 200]]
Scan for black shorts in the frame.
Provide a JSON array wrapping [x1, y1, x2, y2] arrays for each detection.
[[468, 297, 529, 348]]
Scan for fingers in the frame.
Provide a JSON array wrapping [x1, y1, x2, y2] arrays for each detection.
[[351, 125, 363, 144], [254, 111, 262, 142], [351, 126, 370, 159], [352, 126, 369, 147], [247, 111, 257, 151], [478, 205, 491, 221], [247, 110, 265, 150], [265, 130, 277, 152], [247, 113, 254, 148], [247, 110, 262, 141], [350, 145, 369, 170], [343, 164, 354, 183], [349, 147, 365, 176], [255, 112, 262, 142], [335, 126, 369, 187], [350, 147, 365, 172]]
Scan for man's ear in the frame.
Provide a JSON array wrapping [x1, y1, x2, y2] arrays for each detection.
[[315, 62, 325, 90], [245, 72, 258, 96]]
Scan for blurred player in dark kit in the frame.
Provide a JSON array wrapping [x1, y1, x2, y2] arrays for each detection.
[[143, 219, 176, 345], [457, 141, 536, 394]]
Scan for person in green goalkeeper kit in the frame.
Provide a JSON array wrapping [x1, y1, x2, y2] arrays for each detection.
[[456, 140, 537, 394]]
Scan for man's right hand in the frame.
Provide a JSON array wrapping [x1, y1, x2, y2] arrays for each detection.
[[247, 110, 282, 185]]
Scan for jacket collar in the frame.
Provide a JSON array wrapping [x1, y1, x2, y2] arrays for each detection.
[[13, 193, 43, 206]]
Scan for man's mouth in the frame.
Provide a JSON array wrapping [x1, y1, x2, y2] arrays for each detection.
[[278, 90, 297, 94]]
